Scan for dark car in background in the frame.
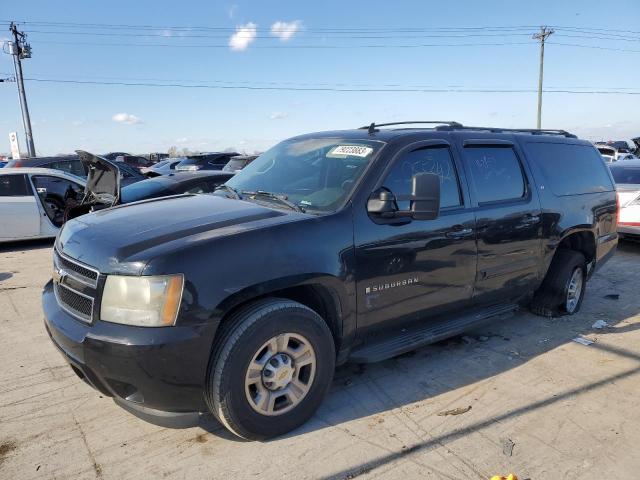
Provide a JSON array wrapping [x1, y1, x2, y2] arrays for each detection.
[[115, 155, 154, 172], [62, 152, 234, 221], [174, 152, 239, 171], [102, 152, 130, 161], [6, 154, 145, 186], [118, 170, 234, 203], [222, 155, 258, 173]]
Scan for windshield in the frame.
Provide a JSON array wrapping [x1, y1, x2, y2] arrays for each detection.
[[610, 166, 640, 185], [223, 137, 384, 212], [224, 158, 248, 171], [121, 178, 173, 203]]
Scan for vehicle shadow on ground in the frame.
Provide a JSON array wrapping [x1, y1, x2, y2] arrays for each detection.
[[0, 238, 54, 253], [128, 241, 640, 449]]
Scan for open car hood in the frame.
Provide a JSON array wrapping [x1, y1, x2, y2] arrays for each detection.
[[77, 150, 121, 207]]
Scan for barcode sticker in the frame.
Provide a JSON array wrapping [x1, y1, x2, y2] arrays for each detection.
[[327, 145, 374, 158]]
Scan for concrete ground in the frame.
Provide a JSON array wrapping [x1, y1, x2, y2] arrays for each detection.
[[1, 240, 640, 480]]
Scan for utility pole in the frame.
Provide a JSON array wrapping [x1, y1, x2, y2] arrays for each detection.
[[7, 22, 35, 157], [533, 26, 554, 130]]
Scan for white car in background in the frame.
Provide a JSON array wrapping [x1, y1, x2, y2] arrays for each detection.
[[609, 160, 640, 238], [597, 145, 617, 163], [0, 168, 85, 243]]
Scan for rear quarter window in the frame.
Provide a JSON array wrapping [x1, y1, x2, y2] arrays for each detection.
[[523, 142, 614, 196]]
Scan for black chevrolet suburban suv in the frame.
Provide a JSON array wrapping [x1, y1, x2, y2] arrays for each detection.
[[43, 122, 618, 440]]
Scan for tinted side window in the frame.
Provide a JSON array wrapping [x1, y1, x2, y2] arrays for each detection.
[[382, 146, 462, 209], [0, 174, 31, 196], [609, 166, 640, 185], [524, 142, 614, 196], [464, 147, 525, 204]]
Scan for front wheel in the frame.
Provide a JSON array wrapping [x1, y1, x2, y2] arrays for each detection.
[[206, 298, 335, 440]]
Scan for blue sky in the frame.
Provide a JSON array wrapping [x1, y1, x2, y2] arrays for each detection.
[[1, 0, 639, 156]]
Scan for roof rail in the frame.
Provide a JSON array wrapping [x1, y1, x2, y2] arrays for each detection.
[[434, 125, 577, 138], [360, 122, 577, 138], [360, 121, 463, 134]]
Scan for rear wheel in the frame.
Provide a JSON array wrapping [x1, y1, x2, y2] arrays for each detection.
[[206, 298, 335, 440], [530, 249, 587, 317]]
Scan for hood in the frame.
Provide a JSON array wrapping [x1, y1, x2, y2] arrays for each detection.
[[57, 194, 299, 273], [76, 150, 121, 206]]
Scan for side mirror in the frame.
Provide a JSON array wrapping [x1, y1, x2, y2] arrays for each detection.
[[367, 189, 396, 217], [367, 173, 440, 221], [410, 173, 440, 220]]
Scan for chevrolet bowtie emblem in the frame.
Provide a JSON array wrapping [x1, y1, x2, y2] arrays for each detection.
[[53, 267, 68, 284]]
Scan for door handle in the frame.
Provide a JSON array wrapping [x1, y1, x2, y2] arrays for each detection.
[[522, 214, 541, 225], [446, 226, 474, 239]]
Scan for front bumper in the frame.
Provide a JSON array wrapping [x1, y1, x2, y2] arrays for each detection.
[[43, 280, 218, 413], [619, 225, 640, 237]]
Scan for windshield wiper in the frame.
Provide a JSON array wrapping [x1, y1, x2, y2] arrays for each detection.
[[215, 184, 242, 199], [241, 190, 305, 213]]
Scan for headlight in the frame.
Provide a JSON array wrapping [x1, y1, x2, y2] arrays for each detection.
[[100, 274, 184, 327]]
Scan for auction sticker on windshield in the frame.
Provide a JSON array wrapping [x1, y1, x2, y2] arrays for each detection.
[[327, 145, 374, 158]]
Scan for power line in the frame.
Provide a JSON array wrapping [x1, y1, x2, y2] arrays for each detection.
[[29, 39, 640, 53], [0, 20, 547, 31], [6, 20, 640, 35], [16, 71, 640, 91], [21, 77, 640, 94], [37, 40, 538, 49], [25, 29, 540, 39]]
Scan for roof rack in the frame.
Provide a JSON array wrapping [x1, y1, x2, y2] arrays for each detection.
[[360, 121, 463, 134], [435, 125, 577, 138], [360, 121, 576, 138]]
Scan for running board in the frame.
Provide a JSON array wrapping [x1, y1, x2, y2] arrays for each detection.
[[349, 303, 518, 363]]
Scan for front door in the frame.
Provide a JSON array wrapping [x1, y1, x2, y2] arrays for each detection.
[[354, 140, 478, 334], [0, 174, 40, 240]]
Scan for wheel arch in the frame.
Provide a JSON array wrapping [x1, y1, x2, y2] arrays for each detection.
[[211, 275, 348, 353], [557, 228, 596, 265]]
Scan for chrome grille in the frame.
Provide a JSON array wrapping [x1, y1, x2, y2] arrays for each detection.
[[53, 248, 99, 323], [54, 282, 93, 322], [53, 249, 99, 287]]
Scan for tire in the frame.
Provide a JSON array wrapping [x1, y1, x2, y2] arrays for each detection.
[[205, 298, 335, 440], [530, 249, 587, 317]]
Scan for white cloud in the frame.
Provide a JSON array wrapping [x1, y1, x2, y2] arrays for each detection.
[[269, 111, 289, 120], [176, 137, 189, 143], [229, 22, 257, 51], [227, 4, 238, 19], [71, 120, 84, 127], [112, 113, 141, 125], [270, 21, 302, 41]]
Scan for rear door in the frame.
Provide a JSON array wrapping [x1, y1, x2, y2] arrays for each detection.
[[0, 174, 41, 240], [458, 139, 543, 304]]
